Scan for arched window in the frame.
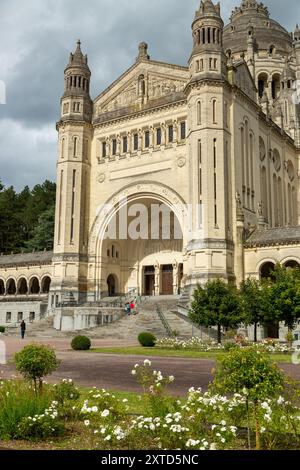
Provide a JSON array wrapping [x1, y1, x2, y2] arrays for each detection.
[[6, 279, 16, 295], [284, 260, 300, 269], [41, 276, 51, 294], [278, 177, 283, 226], [197, 101, 202, 125], [212, 99, 217, 124], [73, 137, 78, 157], [260, 262, 275, 280], [0, 279, 5, 296], [61, 138, 65, 159], [261, 166, 268, 221], [269, 45, 275, 56], [29, 277, 40, 295], [273, 174, 279, 227], [258, 73, 268, 99], [17, 278, 28, 295]]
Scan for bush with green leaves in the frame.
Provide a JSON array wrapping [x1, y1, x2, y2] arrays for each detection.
[[16, 402, 65, 441], [15, 344, 60, 393], [138, 332, 157, 347], [223, 342, 239, 352], [53, 379, 80, 405], [0, 326, 5, 333], [211, 345, 285, 450], [71, 335, 91, 351], [0, 379, 52, 439]]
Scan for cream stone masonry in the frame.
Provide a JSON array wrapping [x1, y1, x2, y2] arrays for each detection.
[[1, 0, 300, 338]]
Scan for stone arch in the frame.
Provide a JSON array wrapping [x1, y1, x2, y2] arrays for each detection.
[[259, 261, 276, 280], [89, 181, 188, 257], [89, 182, 187, 300], [282, 259, 300, 269], [17, 277, 28, 295], [29, 276, 40, 295], [257, 72, 269, 99], [0, 278, 5, 295], [6, 278, 17, 295], [41, 276, 51, 293]]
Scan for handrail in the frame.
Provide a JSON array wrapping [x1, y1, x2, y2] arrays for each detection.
[[156, 305, 173, 337]]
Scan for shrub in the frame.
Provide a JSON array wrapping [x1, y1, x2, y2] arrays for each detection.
[[138, 332, 157, 348], [212, 346, 285, 450], [15, 344, 60, 394], [16, 402, 65, 441], [224, 342, 239, 352], [0, 326, 5, 333], [71, 335, 91, 351], [0, 379, 52, 439], [53, 379, 80, 405]]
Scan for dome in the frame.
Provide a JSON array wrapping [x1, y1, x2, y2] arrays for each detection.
[[223, 1, 292, 57]]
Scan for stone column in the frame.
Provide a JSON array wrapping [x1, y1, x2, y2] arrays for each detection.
[[172, 262, 179, 295], [173, 120, 178, 144], [161, 124, 166, 146], [154, 263, 160, 296]]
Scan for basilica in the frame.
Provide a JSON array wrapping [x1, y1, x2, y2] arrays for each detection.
[[0, 0, 300, 336]]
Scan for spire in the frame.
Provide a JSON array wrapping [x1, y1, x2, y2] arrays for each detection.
[[136, 42, 150, 62], [66, 40, 89, 71]]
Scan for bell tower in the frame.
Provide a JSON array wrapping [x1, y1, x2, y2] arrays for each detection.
[[185, 1, 235, 291], [51, 40, 93, 313]]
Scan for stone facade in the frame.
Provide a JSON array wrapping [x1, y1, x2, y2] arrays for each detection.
[[1, 0, 300, 334]]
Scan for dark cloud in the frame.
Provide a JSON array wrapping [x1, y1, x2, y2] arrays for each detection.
[[0, 0, 299, 190]]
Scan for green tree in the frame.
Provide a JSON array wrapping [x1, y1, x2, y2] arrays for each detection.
[[240, 279, 266, 343], [189, 279, 243, 344], [264, 264, 300, 332], [15, 344, 60, 394], [26, 204, 55, 251], [212, 346, 285, 450]]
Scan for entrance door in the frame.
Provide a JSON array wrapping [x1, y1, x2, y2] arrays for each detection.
[[144, 266, 155, 296], [161, 265, 173, 295], [107, 275, 116, 297]]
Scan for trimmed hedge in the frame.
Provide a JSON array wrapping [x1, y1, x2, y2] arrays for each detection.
[[71, 336, 91, 351], [0, 326, 5, 334], [138, 332, 157, 348]]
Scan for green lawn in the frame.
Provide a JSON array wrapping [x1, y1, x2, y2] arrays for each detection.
[[90, 346, 294, 363]]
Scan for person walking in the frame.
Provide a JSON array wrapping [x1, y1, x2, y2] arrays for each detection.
[[125, 302, 131, 316], [20, 320, 26, 339]]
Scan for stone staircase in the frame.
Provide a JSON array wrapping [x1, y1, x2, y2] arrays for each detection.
[[4, 295, 218, 342]]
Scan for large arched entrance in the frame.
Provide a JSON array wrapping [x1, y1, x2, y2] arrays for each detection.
[[90, 183, 187, 300], [107, 274, 117, 297]]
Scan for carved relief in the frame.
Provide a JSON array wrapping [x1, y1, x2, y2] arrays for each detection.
[[148, 76, 185, 100], [99, 74, 186, 114], [97, 173, 106, 184], [177, 157, 186, 168]]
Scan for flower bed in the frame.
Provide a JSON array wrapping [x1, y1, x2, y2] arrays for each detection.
[[1, 355, 300, 450]]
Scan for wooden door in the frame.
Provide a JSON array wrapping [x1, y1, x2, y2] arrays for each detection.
[[161, 265, 173, 295]]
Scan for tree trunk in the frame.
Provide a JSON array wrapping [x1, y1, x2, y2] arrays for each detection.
[[254, 322, 258, 343], [217, 324, 222, 344], [254, 402, 261, 450]]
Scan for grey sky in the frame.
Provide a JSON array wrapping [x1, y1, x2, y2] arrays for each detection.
[[0, 0, 299, 190]]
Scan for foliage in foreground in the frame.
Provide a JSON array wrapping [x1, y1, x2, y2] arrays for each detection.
[[1, 346, 300, 449]]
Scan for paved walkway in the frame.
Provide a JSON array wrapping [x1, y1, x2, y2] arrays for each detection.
[[1, 336, 300, 396]]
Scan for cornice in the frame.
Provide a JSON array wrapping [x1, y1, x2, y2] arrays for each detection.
[[92, 100, 187, 129]]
